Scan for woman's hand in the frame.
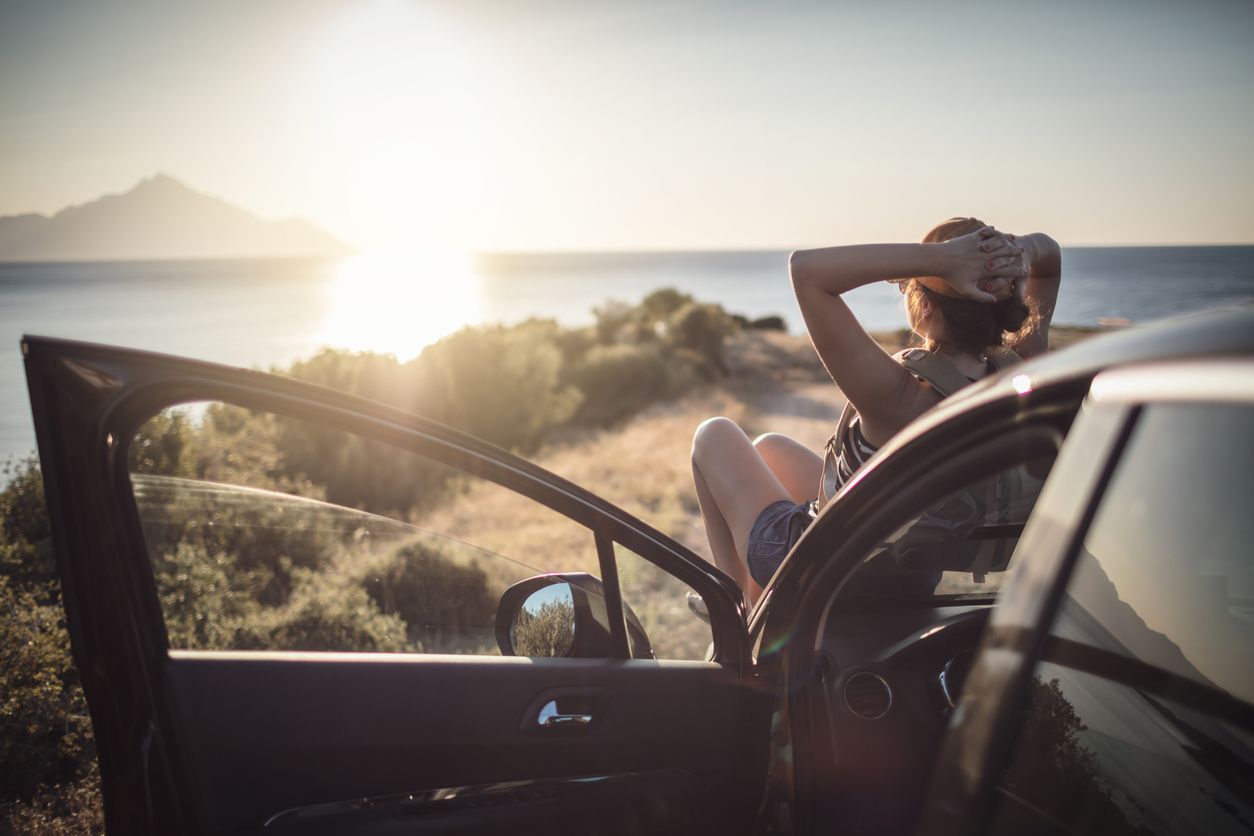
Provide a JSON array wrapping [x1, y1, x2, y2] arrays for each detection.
[[937, 228, 1026, 302]]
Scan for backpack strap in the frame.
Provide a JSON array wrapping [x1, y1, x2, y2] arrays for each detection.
[[893, 348, 971, 398], [816, 347, 1020, 509]]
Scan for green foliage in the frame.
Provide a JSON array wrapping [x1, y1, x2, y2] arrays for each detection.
[[408, 321, 581, 452], [1, 766, 102, 836], [0, 576, 93, 802], [155, 542, 268, 648], [567, 344, 674, 427], [513, 598, 575, 657], [360, 539, 500, 653], [639, 288, 696, 322], [666, 302, 733, 375], [128, 409, 198, 478], [233, 569, 408, 653], [0, 458, 55, 596], [284, 349, 412, 410]]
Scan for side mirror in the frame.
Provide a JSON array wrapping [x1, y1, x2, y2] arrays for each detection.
[[495, 572, 654, 659]]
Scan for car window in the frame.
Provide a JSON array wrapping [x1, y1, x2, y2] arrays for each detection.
[[986, 403, 1254, 835], [616, 543, 713, 660], [128, 402, 602, 655], [844, 456, 1054, 603]]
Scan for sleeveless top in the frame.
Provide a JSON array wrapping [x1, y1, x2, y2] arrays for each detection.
[[812, 347, 1021, 516]]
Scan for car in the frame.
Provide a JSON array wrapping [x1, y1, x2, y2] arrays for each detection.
[[22, 303, 1254, 836]]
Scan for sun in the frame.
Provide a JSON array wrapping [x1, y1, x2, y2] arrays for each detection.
[[313, 250, 484, 360]]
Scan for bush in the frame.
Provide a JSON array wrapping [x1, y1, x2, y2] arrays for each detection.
[[408, 323, 582, 453], [0, 577, 93, 802], [667, 302, 733, 375], [234, 569, 408, 653], [566, 344, 674, 427], [361, 539, 498, 654], [748, 315, 786, 331], [0, 458, 55, 596], [513, 598, 575, 657], [1, 767, 102, 836]]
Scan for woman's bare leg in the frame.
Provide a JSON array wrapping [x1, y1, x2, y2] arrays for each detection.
[[691, 417, 794, 605], [692, 466, 759, 601], [753, 433, 823, 504]]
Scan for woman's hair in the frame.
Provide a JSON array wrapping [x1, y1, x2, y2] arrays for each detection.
[[902, 216, 1035, 356]]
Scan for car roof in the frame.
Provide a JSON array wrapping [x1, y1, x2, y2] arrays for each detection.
[[851, 304, 1254, 473], [948, 303, 1254, 410]]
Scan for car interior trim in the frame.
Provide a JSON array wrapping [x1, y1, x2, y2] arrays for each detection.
[[262, 770, 701, 830], [841, 671, 894, 720]]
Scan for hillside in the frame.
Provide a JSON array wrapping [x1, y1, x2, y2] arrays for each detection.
[[0, 175, 351, 261]]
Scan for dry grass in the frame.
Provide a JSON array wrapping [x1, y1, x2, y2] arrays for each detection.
[[412, 326, 1106, 658]]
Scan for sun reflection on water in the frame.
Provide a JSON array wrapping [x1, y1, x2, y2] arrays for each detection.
[[312, 250, 484, 360]]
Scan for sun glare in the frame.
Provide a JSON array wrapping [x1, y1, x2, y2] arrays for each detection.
[[313, 251, 484, 360], [298, 1, 488, 251]]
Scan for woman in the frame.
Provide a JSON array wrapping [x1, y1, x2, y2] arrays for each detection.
[[691, 217, 1062, 605]]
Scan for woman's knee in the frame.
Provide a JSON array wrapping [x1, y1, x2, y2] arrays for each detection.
[[752, 432, 790, 453], [692, 416, 746, 464]]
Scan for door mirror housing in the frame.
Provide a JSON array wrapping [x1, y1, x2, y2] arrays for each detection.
[[495, 573, 654, 659]]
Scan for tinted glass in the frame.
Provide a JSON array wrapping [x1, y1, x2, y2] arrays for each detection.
[[616, 543, 714, 660], [129, 403, 599, 654], [989, 663, 1254, 836], [988, 404, 1254, 835], [847, 457, 1053, 602]]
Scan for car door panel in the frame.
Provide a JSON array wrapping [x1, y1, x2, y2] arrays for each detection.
[[23, 336, 763, 836], [167, 654, 765, 834]]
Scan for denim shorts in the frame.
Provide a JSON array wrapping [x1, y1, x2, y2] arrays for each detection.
[[746, 499, 813, 587]]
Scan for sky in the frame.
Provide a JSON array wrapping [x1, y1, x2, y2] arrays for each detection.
[[2, 0, 1253, 251]]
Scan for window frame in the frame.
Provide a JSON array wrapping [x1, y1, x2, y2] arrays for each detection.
[[107, 378, 749, 668], [918, 358, 1254, 836]]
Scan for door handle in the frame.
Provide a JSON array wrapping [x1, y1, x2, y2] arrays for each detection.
[[536, 700, 593, 728]]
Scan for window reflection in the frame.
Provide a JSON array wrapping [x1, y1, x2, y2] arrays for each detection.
[[989, 404, 1254, 836], [990, 664, 1254, 836], [1069, 405, 1254, 704]]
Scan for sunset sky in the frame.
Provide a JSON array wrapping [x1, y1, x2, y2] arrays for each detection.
[[2, 0, 1252, 251]]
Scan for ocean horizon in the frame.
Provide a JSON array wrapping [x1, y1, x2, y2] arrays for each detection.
[[3, 245, 1253, 462]]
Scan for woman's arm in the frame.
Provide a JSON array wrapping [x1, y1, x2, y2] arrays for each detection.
[[790, 230, 1019, 444], [1011, 233, 1062, 358]]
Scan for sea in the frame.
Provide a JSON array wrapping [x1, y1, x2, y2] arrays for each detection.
[[2, 245, 1252, 462]]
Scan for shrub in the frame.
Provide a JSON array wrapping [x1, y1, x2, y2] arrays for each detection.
[[513, 598, 575, 657], [667, 302, 733, 375], [233, 568, 408, 653], [748, 315, 787, 331], [361, 539, 498, 653], [639, 288, 695, 322], [408, 324, 581, 453], [566, 344, 673, 427], [0, 458, 54, 596], [0, 577, 93, 801]]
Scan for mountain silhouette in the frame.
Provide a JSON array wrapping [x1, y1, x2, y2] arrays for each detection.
[[0, 174, 352, 261]]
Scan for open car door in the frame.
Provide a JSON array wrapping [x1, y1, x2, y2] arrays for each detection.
[[24, 336, 768, 836]]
